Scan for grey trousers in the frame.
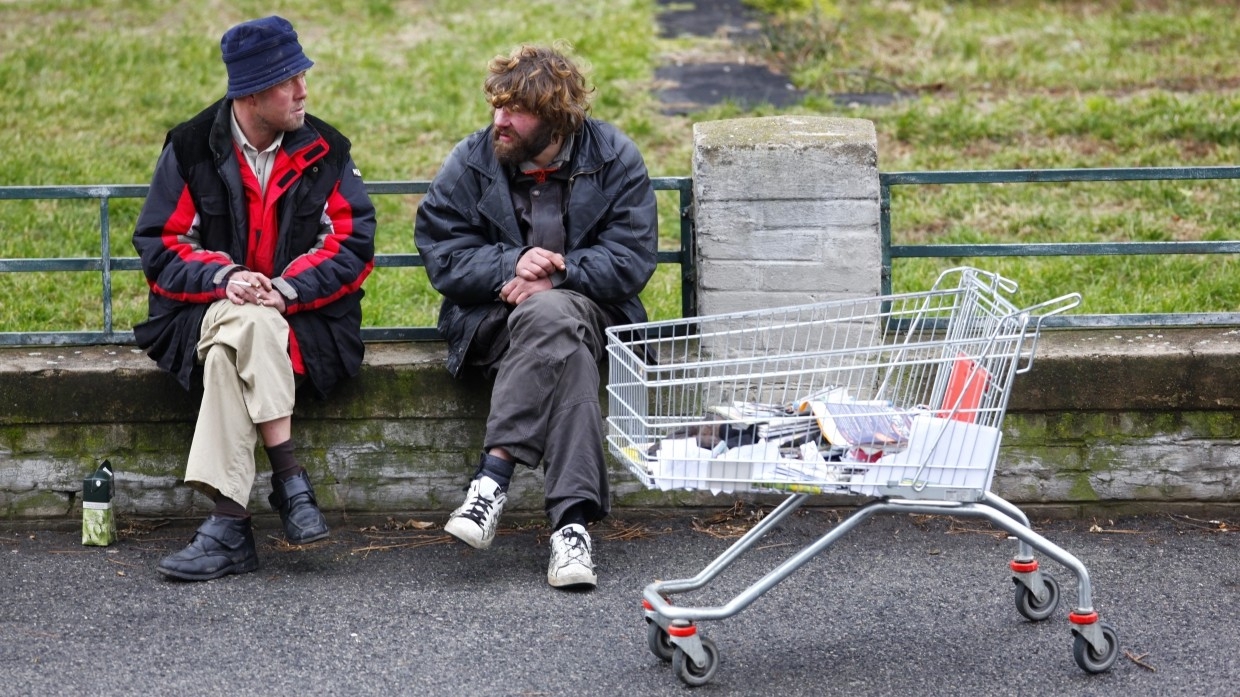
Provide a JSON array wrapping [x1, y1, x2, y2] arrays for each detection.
[[480, 290, 612, 528]]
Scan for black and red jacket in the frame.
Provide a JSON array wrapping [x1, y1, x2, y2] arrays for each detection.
[[132, 98, 376, 397]]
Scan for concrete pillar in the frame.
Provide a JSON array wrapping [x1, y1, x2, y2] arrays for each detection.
[[691, 115, 880, 316]]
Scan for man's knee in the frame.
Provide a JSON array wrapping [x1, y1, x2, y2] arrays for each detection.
[[507, 291, 611, 362], [233, 303, 288, 333], [206, 302, 288, 341], [510, 290, 597, 334], [511, 289, 573, 317], [508, 291, 575, 336]]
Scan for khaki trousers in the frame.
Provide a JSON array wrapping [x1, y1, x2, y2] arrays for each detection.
[[184, 300, 295, 505]]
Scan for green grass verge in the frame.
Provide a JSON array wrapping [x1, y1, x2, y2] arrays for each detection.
[[1, 0, 1237, 334]]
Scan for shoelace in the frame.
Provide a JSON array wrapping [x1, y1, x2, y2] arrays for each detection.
[[556, 529, 591, 565], [460, 493, 496, 524]]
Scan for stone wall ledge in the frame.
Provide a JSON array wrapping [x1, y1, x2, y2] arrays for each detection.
[[2, 326, 1239, 520]]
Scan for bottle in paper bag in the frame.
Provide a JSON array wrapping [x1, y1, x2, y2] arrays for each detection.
[[82, 460, 116, 546]]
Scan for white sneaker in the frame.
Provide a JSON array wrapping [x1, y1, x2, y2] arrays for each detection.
[[444, 476, 507, 549], [547, 523, 597, 589]]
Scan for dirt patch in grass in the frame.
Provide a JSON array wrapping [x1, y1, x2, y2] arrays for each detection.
[[654, 0, 807, 114]]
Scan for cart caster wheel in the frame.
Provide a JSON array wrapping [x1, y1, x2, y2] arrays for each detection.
[[1014, 573, 1060, 622], [647, 622, 674, 662], [1073, 622, 1120, 673], [672, 636, 719, 687]]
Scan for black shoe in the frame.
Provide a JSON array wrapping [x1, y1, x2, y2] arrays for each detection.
[[157, 515, 258, 581], [268, 471, 330, 544]]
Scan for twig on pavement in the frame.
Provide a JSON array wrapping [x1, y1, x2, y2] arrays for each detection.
[[351, 535, 455, 553], [1168, 513, 1235, 532], [1125, 649, 1157, 672]]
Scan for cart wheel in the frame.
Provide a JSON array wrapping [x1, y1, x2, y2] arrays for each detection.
[[1072, 622, 1120, 673], [647, 622, 675, 662], [672, 636, 719, 687], [1013, 573, 1060, 622]]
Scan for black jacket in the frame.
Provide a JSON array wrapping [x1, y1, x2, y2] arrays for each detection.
[[132, 99, 376, 396], [414, 118, 658, 376]]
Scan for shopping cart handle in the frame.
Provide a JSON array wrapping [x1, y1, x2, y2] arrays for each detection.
[[1026, 292, 1083, 320], [1015, 292, 1082, 374], [932, 266, 1019, 297]]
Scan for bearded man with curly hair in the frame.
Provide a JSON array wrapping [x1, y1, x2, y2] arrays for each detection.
[[415, 44, 658, 589]]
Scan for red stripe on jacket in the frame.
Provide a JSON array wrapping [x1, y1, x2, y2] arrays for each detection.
[[149, 185, 233, 303], [282, 182, 374, 314]]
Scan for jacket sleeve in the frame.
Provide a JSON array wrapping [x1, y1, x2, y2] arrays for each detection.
[[132, 144, 236, 303], [557, 135, 659, 304], [276, 154, 377, 315], [414, 137, 526, 305]]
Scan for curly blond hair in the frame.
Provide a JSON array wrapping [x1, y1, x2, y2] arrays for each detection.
[[484, 43, 593, 139]]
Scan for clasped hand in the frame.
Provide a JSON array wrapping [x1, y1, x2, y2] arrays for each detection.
[[500, 247, 564, 306], [226, 271, 286, 313]]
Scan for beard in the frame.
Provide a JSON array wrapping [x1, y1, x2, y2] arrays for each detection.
[[493, 120, 556, 166]]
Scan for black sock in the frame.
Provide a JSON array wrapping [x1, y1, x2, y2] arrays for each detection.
[[211, 494, 250, 520], [476, 452, 515, 489], [556, 502, 589, 531], [266, 440, 305, 482]]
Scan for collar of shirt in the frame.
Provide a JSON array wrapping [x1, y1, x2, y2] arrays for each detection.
[[230, 107, 284, 194]]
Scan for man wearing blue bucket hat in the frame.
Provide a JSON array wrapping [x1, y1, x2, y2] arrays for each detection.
[[133, 16, 375, 581]]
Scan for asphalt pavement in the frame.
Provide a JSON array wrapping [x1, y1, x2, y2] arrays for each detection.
[[2, 504, 1238, 696]]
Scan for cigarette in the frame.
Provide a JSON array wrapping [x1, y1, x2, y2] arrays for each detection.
[[228, 279, 258, 288]]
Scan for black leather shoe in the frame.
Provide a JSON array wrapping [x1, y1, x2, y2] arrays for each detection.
[[157, 515, 258, 581], [268, 471, 330, 544]]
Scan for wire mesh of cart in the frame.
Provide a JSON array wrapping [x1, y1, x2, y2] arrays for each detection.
[[605, 267, 1119, 688]]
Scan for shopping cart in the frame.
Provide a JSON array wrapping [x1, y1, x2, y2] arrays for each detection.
[[606, 267, 1118, 687]]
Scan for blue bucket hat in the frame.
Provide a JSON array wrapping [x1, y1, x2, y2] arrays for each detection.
[[221, 16, 314, 99]]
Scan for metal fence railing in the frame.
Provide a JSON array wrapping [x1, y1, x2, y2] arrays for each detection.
[[4, 165, 1239, 346], [881, 166, 1240, 328], [0, 177, 695, 346]]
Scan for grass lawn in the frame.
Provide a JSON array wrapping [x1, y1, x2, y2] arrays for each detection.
[[1, 0, 1237, 334]]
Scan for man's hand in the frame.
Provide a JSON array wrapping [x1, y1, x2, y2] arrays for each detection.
[[515, 247, 565, 281], [226, 271, 286, 313], [500, 275, 553, 305]]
